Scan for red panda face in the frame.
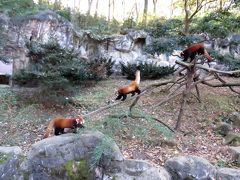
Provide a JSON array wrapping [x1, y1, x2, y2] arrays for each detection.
[[76, 117, 85, 125], [180, 52, 184, 57]]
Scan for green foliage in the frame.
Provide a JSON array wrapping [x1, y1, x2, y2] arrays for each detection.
[[64, 159, 91, 180], [120, 62, 175, 80], [144, 18, 203, 55], [216, 159, 227, 168], [144, 37, 178, 55], [0, 0, 38, 17], [90, 57, 115, 77], [13, 41, 112, 92], [209, 49, 240, 71], [56, 8, 71, 21], [192, 11, 240, 38], [146, 18, 183, 38], [0, 153, 9, 164], [74, 13, 120, 34], [0, 86, 18, 120], [85, 106, 174, 148], [122, 17, 137, 29], [89, 136, 115, 169]]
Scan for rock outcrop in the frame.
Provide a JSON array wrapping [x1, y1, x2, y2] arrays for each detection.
[[0, 130, 171, 180], [164, 156, 217, 180], [1, 130, 240, 180]]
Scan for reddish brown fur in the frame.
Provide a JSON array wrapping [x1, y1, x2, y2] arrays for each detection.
[[116, 70, 141, 101], [118, 81, 139, 94], [43, 116, 84, 139], [181, 43, 213, 62]]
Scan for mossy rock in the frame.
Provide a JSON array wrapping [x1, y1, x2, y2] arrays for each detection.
[[0, 152, 9, 164], [63, 159, 92, 180]]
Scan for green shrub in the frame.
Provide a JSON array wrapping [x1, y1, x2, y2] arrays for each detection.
[[146, 18, 183, 37], [120, 62, 175, 80], [192, 11, 240, 38], [144, 35, 203, 55], [0, 0, 38, 17], [209, 49, 240, 72], [13, 41, 113, 91]]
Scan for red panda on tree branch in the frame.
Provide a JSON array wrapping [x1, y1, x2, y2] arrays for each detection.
[[43, 116, 85, 139], [115, 70, 141, 101], [180, 43, 213, 62]]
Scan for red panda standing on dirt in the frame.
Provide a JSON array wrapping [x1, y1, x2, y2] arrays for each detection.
[[180, 43, 213, 62], [43, 116, 85, 139], [115, 70, 141, 101]]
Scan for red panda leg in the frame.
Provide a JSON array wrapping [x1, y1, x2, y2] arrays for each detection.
[[116, 94, 123, 100], [131, 92, 136, 96], [136, 88, 141, 94], [121, 94, 127, 101], [55, 127, 64, 135]]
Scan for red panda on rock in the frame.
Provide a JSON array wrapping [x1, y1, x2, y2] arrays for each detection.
[[43, 116, 85, 139], [115, 70, 141, 101], [180, 43, 213, 62]]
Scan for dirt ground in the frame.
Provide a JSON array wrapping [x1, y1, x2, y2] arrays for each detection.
[[0, 76, 240, 168]]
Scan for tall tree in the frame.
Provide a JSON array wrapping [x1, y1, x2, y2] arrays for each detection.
[[108, 0, 111, 22], [112, 0, 115, 19], [142, 0, 148, 26], [181, 0, 216, 35], [134, 0, 140, 21], [87, 0, 94, 15], [94, 0, 99, 17], [153, 0, 158, 16]]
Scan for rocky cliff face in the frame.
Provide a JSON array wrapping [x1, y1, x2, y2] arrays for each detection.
[[0, 10, 239, 76], [0, 10, 152, 75]]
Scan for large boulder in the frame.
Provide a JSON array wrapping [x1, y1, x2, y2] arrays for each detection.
[[104, 159, 171, 180], [0, 130, 171, 180], [228, 112, 240, 127], [217, 168, 240, 180], [22, 130, 124, 179], [229, 146, 240, 165], [0, 146, 24, 180], [164, 156, 217, 180]]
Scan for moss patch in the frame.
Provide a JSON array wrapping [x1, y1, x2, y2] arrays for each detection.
[[0, 152, 9, 164], [206, 95, 234, 112], [64, 159, 92, 180]]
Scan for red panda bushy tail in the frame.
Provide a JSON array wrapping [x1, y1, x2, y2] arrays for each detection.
[[203, 49, 213, 62], [43, 118, 56, 139], [134, 70, 140, 86]]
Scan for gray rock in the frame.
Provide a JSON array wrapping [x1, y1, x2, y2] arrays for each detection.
[[24, 130, 123, 179], [0, 146, 23, 155], [217, 168, 240, 180], [0, 153, 25, 180], [164, 155, 217, 180], [228, 112, 240, 127], [104, 159, 171, 180], [229, 146, 240, 165]]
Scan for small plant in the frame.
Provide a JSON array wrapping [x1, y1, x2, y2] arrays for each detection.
[[89, 136, 115, 169], [88, 57, 115, 79], [209, 49, 240, 75], [120, 62, 175, 80]]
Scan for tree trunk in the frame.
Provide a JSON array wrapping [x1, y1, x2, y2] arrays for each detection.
[[142, 0, 148, 26], [153, 0, 157, 16], [108, 0, 111, 22], [94, 0, 99, 17], [184, 19, 190, 35], [219, 0, 223, 10], [87, 0, 93, 15], [183, 0, 189, 35], [112, 0, 115, 19]]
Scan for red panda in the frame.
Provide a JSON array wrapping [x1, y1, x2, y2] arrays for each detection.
[[180, 43, 213, 62], [43, 116, 85, 139], [115, 70, 141, 101]]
